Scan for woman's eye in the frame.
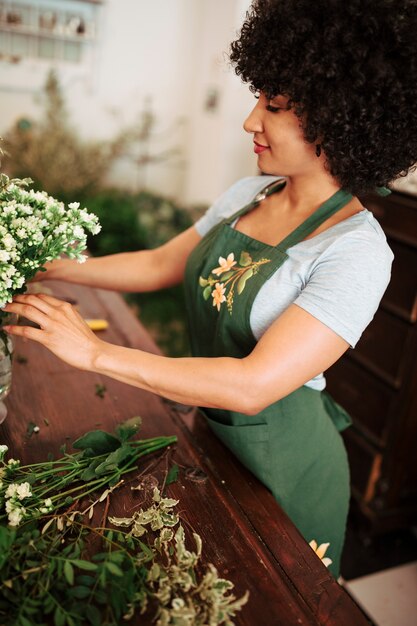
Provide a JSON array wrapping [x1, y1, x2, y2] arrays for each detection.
[[266, 104, 281, 112]]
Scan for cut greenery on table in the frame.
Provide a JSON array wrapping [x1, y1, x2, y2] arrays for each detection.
[[0, 418, 248, 625]]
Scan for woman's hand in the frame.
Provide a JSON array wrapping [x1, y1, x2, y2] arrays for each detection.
[[2, 294, 103, 371]]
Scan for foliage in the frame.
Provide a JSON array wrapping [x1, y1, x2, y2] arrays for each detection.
[[0, 173, 100, 307], [84, 189, 192, 256], [84, 189, 193, 357], [0, 425, 248, 626], [1, 70, 127, 202], [0, 417, 176, 527]]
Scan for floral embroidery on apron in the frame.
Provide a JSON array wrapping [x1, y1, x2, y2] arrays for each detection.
[[198, 250, 271, 313]]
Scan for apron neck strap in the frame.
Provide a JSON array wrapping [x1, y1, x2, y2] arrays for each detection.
[[224, 178, 287, 225], [276, 188, 354, 250]]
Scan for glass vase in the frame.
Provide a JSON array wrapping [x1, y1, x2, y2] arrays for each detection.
[[0, 319, 13, 424]]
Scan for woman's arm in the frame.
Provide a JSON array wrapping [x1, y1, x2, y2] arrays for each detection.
[[3, 296, 349, 414], [36, 226, 202, 292]]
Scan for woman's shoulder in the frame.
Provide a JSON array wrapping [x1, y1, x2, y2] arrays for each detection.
[[298, 208, 394, 264], [194, 175, 283, 237]]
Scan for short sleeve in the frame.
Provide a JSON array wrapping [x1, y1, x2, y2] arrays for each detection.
[[194, 176, 281, 237], [294, 232, 394, 347]]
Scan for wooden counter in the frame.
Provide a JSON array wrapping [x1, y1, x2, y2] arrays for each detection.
[[0, 281, 371, 626]]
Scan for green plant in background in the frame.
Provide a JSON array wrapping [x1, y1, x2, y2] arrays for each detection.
[[2, 71, 128, 202], [85, 189, 194, 357], [2, 69, 205, 357]]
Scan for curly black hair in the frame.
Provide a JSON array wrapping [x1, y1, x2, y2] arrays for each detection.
[[230, 0, 417, 194]]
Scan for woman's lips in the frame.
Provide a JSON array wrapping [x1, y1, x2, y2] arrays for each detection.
[[253, 141, 269, 154]]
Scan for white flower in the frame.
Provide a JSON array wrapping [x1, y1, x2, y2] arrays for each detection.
[[2, 234, 16, 250], [5, 499, 16, 513], [0, 178, 100, 306], [7, 458, 20, 469], [16, 482, 32, 500], [77, 254, 88, 264], [0, 444, 8, 457], [53, 224, 67, 235], [8, 507, 25, 526], [5, 483, 18, 498], [39, 497, 53, 513], [89, 223, 101, 235], [73, 225, 84, 240]]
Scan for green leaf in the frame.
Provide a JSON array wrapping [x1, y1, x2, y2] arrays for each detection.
[[203, 285, 212, 300], [198, 276, 208, 287], [237, 268, 254, 295], [26, 421, 37, 438], [94, 444, 133, 475], [94, 384, 107, 399], [94, 590, 108, 604], [239, 251, 252, 267], [76, 575, 95, 586], [64, 560, 74, 586], [71, 559, 98, 571], [18, 617, 32, 626], [86, 605, 101, 626], [114, 416, 142, 442], [0, 525, 16, 569], [218, 270, 234, 281], [104, 561, 123, 577], [80, 459, 102, 482], [54, 606, 66, 626], [165, 463, 179, 486], [70, 586, 91, 599], [72, 430, 120, 455]]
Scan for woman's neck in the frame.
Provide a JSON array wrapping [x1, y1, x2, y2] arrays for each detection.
[[278, 172, 345, 215]]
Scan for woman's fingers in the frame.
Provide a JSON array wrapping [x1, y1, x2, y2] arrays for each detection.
[[2, 323, 44, 343], [2, 293, 101, 371], [3, 299, 51, 329], [13, 293, 67, 311], [33, 293, 71, 308]]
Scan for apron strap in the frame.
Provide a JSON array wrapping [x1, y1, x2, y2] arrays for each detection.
[[276, 188, 354, 250]]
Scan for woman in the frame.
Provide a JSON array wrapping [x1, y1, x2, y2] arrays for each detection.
[[4, 0, 417, 579]]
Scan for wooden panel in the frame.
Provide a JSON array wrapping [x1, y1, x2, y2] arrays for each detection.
[[364, 191, 417, 246], [342, 429, 383, 503], [326, 357, 395, 446], [350, 309, 411, 387], [381, 240, 417, 323]]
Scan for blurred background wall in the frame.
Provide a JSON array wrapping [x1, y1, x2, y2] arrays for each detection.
[[0, 0, 257, 206]]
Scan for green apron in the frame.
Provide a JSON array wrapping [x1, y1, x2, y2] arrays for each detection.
[[184, 179, 352, 578]]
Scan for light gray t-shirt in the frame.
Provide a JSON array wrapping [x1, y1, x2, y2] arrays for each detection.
[[194, 176, 394, 391]]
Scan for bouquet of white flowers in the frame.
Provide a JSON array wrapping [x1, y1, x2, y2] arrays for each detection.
[[0, 173, 101, 307]]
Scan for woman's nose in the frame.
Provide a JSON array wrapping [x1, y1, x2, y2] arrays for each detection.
[[243, 101, 264, 134]]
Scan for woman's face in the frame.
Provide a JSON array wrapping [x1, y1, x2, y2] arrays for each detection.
[[243, 93, 321, 177]]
